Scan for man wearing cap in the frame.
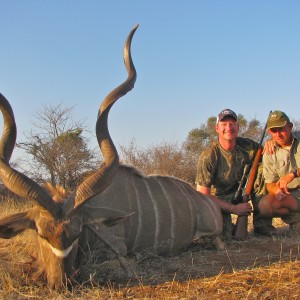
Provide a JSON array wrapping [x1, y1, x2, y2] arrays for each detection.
[[195, 108, 275, 238], [259, 111, 300, 232]]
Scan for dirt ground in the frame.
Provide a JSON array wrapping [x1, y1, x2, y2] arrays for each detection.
[[78, 223, 300, 289], [1, 217, 300, 299]]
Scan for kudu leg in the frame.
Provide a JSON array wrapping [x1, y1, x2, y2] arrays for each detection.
[[212, 236, 225, 251], [86, 225, 132, 277]]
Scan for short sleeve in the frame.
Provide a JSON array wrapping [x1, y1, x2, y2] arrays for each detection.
[[195, 148, 215, 187], [262, 153, 279, 183]]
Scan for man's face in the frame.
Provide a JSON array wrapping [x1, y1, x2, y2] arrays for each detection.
[[267, 122, 293, 147], [215, 117, 239, 142]]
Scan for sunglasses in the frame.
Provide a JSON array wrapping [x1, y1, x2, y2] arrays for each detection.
[[269, 127, 286, 133]]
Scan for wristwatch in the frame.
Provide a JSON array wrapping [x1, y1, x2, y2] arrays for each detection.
[[291, 168, 299, 178]]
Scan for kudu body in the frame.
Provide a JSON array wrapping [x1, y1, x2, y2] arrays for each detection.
[[0, 25, 223, 290]]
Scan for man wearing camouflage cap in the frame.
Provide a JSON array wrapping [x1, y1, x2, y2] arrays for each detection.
[[259, 111, 300, 232], [196, 109, 275, 238]]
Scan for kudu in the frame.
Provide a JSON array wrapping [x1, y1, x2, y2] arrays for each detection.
[[0, 24, 223, 290]]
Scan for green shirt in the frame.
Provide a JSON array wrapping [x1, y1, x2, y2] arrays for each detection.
[[196, 137, 259, 197], [263, 132, 300, 189]]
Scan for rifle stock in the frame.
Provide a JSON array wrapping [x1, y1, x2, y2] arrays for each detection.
[[233, 147, 263, 240], [233, 197, 249, 240], [232, 110, 271, 241]]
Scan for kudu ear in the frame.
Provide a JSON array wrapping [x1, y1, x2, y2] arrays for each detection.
[[102, 212, 134, 227], [0, 211, 34, 238], [78, 205, 134, 227]]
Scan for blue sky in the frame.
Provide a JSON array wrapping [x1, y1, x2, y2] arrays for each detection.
[[1, 1, 300, 158]]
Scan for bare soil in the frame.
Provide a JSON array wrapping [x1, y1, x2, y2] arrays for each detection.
[[81, 228, 300, 287]]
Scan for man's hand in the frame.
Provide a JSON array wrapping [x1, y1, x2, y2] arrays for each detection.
[[232, 202, 253, 216], [274, 187, 289, 200], [262, 139, 275, 155], [275, 173, 294, 194]]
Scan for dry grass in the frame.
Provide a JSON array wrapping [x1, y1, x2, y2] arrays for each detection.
[[0, 199, 300, 299]]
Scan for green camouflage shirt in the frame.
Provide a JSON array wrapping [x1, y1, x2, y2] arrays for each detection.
[[196, 137, 259, 197]]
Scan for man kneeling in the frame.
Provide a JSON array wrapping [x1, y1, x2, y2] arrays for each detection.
[[259, 110, 300, 233]]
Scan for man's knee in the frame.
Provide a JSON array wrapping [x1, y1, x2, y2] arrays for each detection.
[[258, 197, 273, 216]]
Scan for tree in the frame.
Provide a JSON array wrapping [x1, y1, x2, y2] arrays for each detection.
[[291, 119, 300, 133], [120, 140, 194, 183], [120, 116, 267, 186], [18, 103, 98, 190]]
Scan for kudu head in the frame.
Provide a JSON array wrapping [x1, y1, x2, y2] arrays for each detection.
[[0, 24, 138, 290]]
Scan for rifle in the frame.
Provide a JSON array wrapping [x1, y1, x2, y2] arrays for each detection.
[[233, 111, 271, 240], [232, 164, 251, 205]]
